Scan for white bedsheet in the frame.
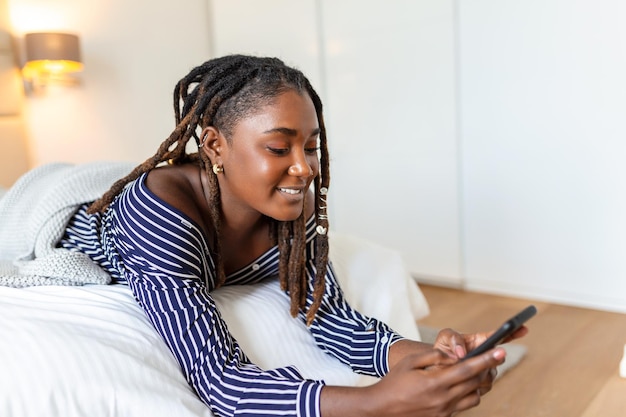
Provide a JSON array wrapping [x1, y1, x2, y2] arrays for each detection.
[[0, 232, 429, 417]]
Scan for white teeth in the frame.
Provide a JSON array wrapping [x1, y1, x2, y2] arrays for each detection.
[[279, 188, 301, 195]]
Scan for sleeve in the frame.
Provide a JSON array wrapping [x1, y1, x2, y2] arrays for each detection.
[[300, 231, 406, 377], [109, 184, 325, 417]]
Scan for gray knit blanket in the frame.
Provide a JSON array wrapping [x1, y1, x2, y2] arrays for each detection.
[[0, 161, 134, 287]]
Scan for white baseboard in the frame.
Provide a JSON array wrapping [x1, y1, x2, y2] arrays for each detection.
[[411, 274, 626, 314], [412, 273, 464, 289]]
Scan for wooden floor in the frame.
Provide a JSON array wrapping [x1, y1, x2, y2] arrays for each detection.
[[416, 284, 626, 417]]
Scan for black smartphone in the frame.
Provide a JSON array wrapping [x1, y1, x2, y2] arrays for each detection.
[[463, 305, 537, 360]]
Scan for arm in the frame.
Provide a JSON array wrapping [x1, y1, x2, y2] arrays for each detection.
[[319, 348, 507, 417], [300, 255, 403, 377], [297, 224, 527, 370], [298, 220, 421, 377], [128, 274, 324, 417], [109, 180, 324, 417], [298, 227, 508, 416]]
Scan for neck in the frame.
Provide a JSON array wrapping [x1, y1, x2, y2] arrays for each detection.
[[217, 208, 275, 276], [220, 207, 270, 241]]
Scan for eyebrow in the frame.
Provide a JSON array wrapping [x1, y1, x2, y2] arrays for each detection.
[[263, 127, 321, 138]]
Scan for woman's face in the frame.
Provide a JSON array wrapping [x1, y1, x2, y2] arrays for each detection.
[[215, 89, 320, 222]]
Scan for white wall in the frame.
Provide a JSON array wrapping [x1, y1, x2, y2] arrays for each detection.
[[7, 0, 626, 313], [8, 0, 212, 166], [0, 0, 30, 188], [459, 0, 626, 312], [210, 0, 322, 89]]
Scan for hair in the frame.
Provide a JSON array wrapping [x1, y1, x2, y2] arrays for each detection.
[[88, 54, 330, 326]]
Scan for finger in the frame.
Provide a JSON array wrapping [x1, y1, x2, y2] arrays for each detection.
[[477, 367, 498, 395], [502, 326, 529, 343], [401, 348, 454, 370], [453, 336, 467, 359], [468, 330, 492, 346], [445, 362, 495, 410], [479, 384, 492, 396], [461, 330, 492, 354], [452, 388, 482, 413], [442, 347, 506, 387], [438, 328, 468, 358], [439, 349, 505, 412]]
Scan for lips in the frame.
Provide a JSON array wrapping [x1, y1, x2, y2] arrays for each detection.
[[278, 187, 303, 195], [276, 186, 308, 203]]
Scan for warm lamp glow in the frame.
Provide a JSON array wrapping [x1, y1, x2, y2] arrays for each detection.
[[22, 59, 83, 78], [22, 32, 82, 83]]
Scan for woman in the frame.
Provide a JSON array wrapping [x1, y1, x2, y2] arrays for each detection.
[[59, 55, 524, 417]]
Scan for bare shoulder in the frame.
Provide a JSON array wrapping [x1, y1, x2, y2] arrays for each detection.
[[144, 164, 211, 232]]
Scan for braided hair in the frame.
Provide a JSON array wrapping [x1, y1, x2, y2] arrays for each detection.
[[88, 55, 331, 325]]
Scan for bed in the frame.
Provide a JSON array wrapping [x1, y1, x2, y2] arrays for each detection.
[[0, 175, 431, 417]]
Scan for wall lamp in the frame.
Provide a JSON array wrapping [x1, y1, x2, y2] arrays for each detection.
[[22, 32, 83, 90]]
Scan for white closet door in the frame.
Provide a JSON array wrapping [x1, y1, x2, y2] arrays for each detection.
[[459, 0, 626, 312], [321, 0, 462, 284]]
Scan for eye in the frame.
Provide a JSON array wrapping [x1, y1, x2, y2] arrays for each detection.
[[305, 146, 320, 155], [266, 146, 289, 156]]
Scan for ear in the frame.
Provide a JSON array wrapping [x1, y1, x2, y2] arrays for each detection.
[[199, 126, 225, 165]]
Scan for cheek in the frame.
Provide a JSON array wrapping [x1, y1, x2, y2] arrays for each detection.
[[232, 151, 273, 177], [309, 156, 320, 176]]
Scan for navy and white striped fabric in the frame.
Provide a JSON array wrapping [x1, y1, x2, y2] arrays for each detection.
[[60, 173, 403, 417]]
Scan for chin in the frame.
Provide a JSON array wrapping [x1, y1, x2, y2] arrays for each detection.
[[269, 209, 304, 223], [271, 215, 302, 223]]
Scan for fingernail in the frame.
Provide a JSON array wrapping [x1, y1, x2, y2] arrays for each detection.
[[493, 348, 506, 360], [455, 345, 466, 358]]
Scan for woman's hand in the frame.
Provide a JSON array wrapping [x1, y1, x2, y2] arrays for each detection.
[[320, 347, 507, 417], [433, 326, 529, 360], [320, 325, 529, 416]]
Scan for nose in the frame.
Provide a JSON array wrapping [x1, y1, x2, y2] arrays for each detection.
[[288, 149, 313, 177]]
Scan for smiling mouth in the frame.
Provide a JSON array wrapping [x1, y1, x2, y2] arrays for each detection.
[[278, 188, 303, 195]]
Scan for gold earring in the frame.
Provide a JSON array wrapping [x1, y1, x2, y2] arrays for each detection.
[[212, 164, 224, 175]]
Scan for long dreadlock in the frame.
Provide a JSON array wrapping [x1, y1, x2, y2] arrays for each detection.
[[88, 55, 331, 326]]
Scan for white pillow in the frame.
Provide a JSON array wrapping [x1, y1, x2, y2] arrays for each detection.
[[0, 284, 213, 417], [0, 232, 429, 417], [327, 231, 430, 337]]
